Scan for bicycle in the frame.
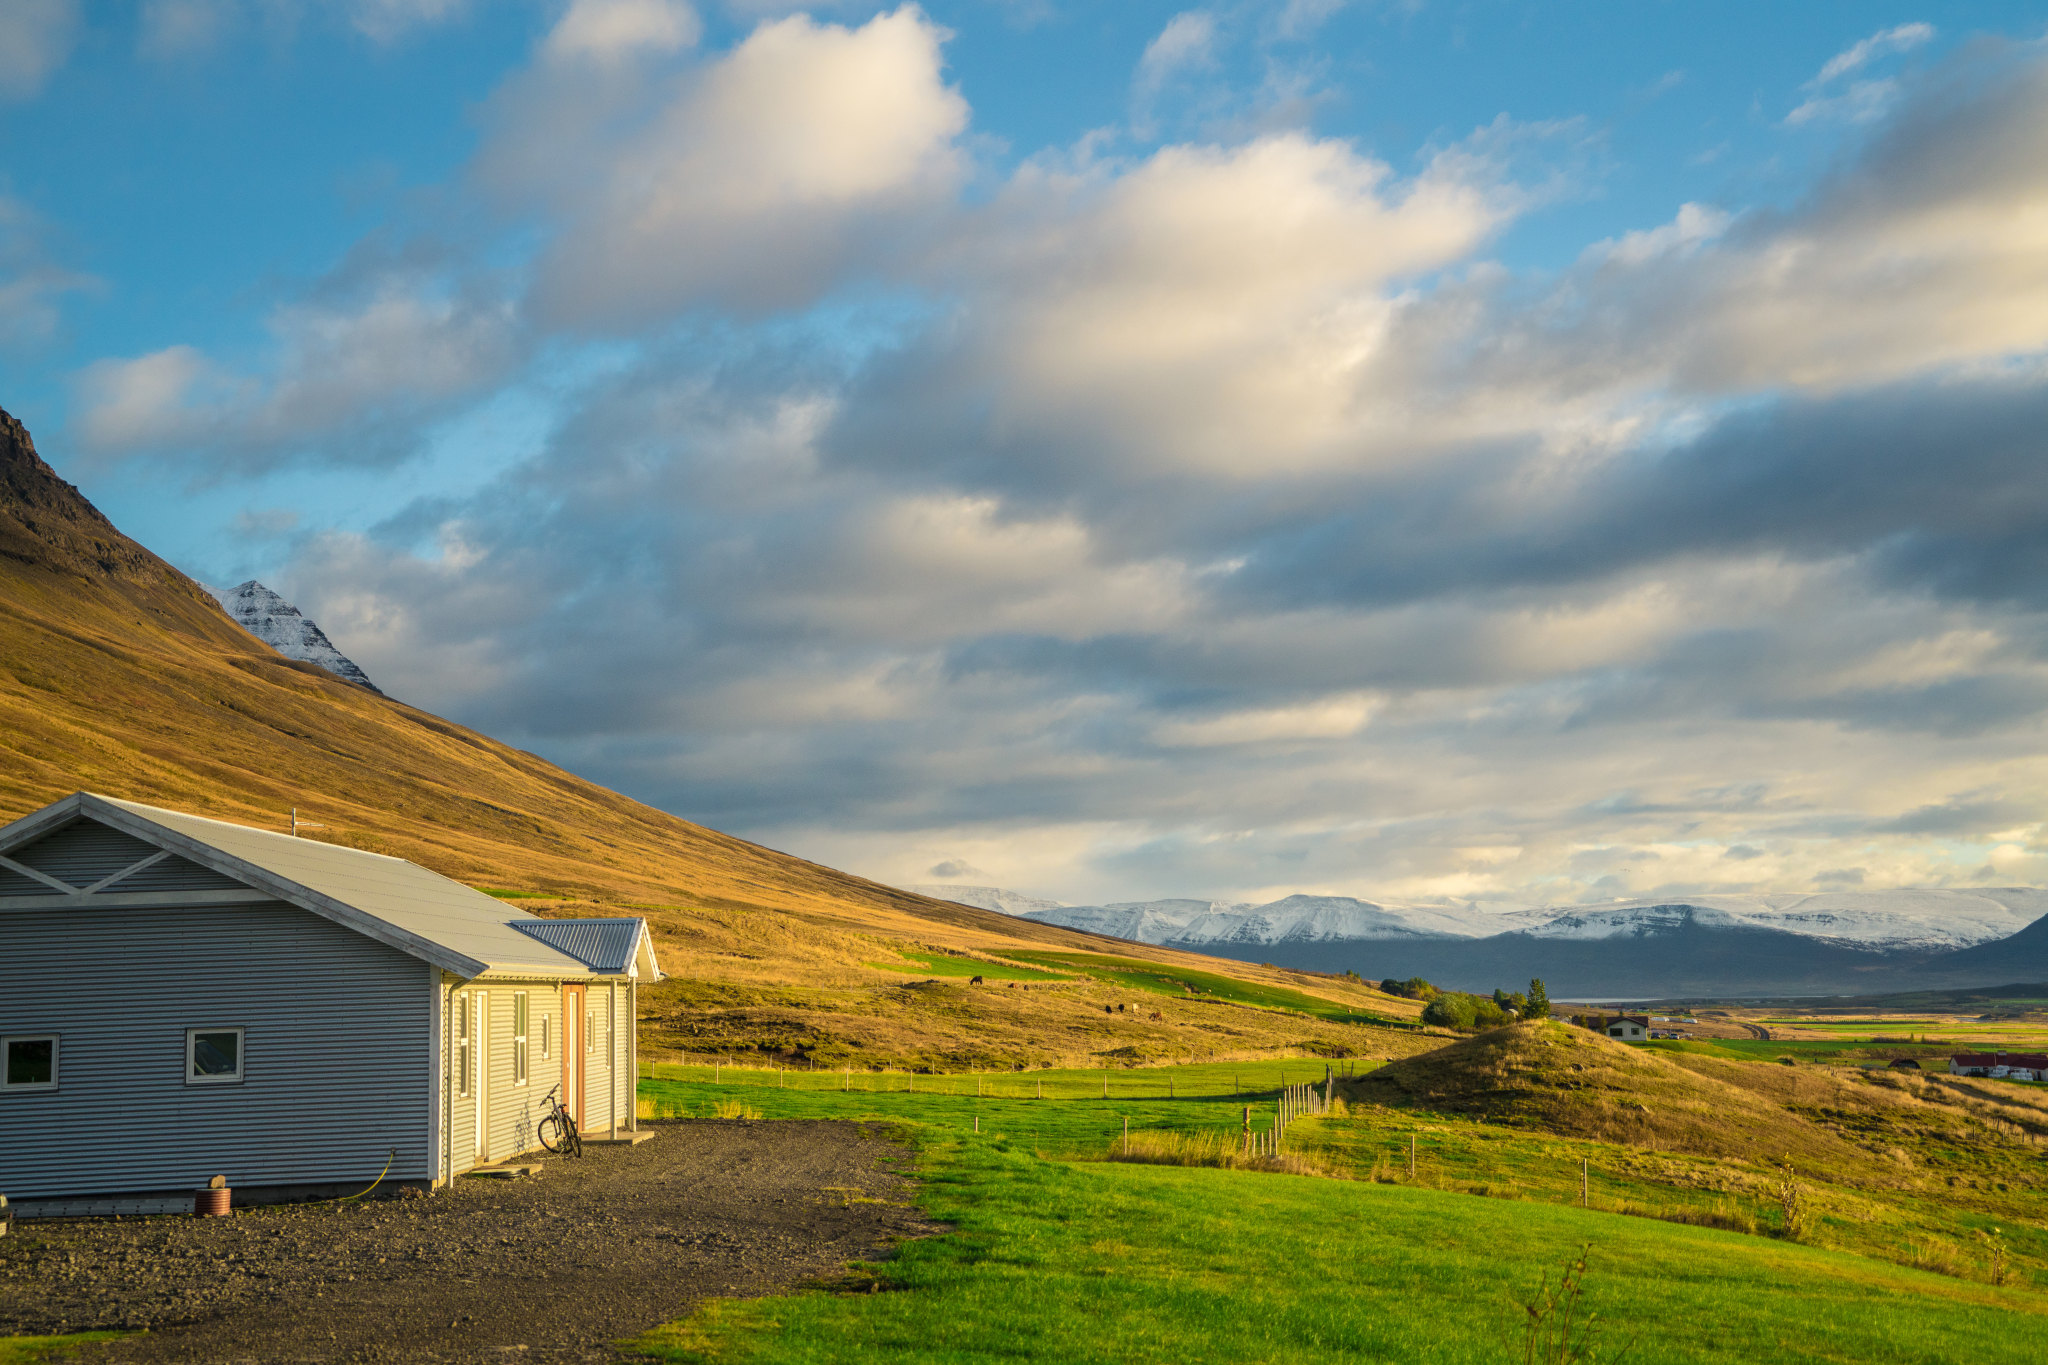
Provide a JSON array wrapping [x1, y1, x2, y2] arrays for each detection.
[[538, 1083, 583, 1157]]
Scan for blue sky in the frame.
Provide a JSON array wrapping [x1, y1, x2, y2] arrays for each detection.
[[4, 0, 2048, 907]]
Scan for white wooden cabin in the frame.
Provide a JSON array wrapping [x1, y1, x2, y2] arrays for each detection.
[[0, 793, 662, 1213]]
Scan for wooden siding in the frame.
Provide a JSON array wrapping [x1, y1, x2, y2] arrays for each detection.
[[441, 976, 625, 1175], [0, 898, 432, 1199], [10, 819, 160, 887]]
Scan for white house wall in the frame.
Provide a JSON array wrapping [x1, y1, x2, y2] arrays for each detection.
[[0, 899, 432, 1199], [443, 977, 626, 1177]]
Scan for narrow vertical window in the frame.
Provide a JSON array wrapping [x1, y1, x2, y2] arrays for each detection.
[[586, 1009, 595, 1052], [456, 992, 472, 1097], [540, 1014, 550, 1060], [513, 992, 529, 1085]]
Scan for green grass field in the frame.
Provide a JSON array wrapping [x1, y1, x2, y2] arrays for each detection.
[[0, 1334, 126, 1364], [629, 1072, 2048, 1364], [998, 951, 1405, 1026]]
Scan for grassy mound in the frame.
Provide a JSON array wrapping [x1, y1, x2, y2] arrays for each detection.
[[1354, 1022, 1895, 1174]]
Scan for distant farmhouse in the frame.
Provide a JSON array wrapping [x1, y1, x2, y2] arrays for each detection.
[[1949, 1052, 2048, 1081], [0, 793, 661, 1213], [1568, 1012, 1649, 1041]]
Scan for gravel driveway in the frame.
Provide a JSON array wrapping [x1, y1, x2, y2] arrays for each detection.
[[0, 1119, 939, 1364]]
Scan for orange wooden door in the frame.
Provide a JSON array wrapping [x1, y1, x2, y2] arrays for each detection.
[[562, 985, 585, 1125]]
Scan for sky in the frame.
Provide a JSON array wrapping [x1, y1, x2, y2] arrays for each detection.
[[5, 0, 2048, 910]]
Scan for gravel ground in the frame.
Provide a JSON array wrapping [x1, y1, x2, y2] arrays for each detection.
[[0, 1120, 940, 1364]]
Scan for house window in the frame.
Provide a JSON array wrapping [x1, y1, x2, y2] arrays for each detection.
[[540, 1014, 550, 1060], [513, 992, 530, 1085], [456, 993, 472, 1097], [187, 1028, 245, 1084], [4, 1035, 58, 1090], [586, 1009, 595, 1052]]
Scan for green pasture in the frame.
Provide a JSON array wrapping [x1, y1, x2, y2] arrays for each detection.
[[866, 949, 1070, 982], [630, 1082, 2048, 1364], [998, 950, 1402, 1025], [0, 1334, 127, 1364], [641, 1056, 1369, 1109]]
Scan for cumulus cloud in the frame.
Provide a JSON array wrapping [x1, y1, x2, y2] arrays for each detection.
[[510, 6, 969, 324], [75, 276, 520, 472], [544, 0, 700, 63], [102, 22, 2048, 903]]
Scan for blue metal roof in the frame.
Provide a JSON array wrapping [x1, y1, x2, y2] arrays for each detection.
[[513, 917, 657, 976]]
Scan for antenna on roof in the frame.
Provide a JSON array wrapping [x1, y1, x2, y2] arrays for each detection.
[[289, 807, 328, 837]]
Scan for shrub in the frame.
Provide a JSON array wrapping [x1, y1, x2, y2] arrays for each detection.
[[1423, 994, 1478, 1029], [1381, 977, 1438, 1001]]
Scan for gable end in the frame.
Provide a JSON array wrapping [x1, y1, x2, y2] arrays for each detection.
[[8, 818, 161, 889]]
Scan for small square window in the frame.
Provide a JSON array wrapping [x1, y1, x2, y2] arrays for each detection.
[[4, 1035, 58, 1090], [187, 1028, 245, 1085]]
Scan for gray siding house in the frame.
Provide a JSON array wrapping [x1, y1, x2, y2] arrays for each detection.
[[0, 793, 661, 1209]]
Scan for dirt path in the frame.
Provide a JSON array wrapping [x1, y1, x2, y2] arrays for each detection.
[[0, 1120, 940, 1364]]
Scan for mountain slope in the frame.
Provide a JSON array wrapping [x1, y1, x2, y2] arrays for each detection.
[[0, 405, 1422, 1066], [204, 579, 381, 692]]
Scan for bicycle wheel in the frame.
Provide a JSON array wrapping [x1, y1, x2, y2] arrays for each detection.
[[538, 1112, 569, 1154], [564, 1111, 583, 1159]]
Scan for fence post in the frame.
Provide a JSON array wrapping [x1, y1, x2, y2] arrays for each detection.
[[1123, 1116, 1129, 1155], [1243, 1105, 1251, 1155], [1582, 1158, 1588, 1207]]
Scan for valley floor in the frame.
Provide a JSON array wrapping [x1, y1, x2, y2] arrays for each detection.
[[11, 1039, 2048, 1364]]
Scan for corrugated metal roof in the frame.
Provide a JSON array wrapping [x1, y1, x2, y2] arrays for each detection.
[[0, 793, 657, 982], [513, 918, 657, 976]]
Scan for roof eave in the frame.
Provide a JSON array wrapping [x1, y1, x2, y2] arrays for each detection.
[[75, 793, 492, 979]]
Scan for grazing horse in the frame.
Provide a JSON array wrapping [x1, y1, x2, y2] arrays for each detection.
[[970, 975, 984, 984]]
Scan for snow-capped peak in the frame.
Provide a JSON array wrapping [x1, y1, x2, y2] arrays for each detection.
[[203, 580, 381, 694]]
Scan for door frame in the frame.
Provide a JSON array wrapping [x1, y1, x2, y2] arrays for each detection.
[[562, 984, 586, 1127], [473, 991, 490, 1162]]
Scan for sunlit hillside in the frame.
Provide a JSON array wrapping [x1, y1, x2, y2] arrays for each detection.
[[0, 405, 1426, 1068]]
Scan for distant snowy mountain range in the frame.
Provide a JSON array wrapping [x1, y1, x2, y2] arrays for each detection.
[[202, 580, 381, 693], [906, 883, 2048, 997], [914, 886, 2048, 953]]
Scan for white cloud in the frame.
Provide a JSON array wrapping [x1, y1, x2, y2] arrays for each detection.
[[1785, 22, 1935, 127], [74, 281, 520, 469], [1137, 10, 1217, 93], [1813, 22, 1934, 86], [0, 0, 79, 99], [518, 5, 969, 325], [544, 0, 700, 63], [1154, 694, 1379, 747], [87, 23, 2048, 905], [0, 197, 96, 347]]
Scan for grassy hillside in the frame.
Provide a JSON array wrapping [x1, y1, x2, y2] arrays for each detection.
[[0, 404, 1425, 1067]]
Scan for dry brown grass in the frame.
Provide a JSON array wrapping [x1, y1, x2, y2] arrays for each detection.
[[1101, 1129, 1349, 1179], [0, 411, 1423, 1067]]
